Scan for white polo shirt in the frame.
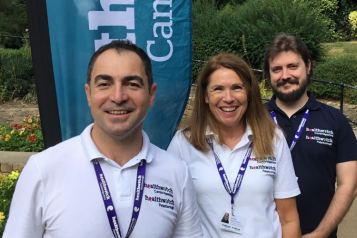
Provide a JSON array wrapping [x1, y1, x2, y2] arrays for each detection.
[[4, 124, 203, 238], [167, 127, 300, 238]]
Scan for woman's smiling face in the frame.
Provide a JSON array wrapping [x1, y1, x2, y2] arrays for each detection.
[[205, 67, 248, 130]]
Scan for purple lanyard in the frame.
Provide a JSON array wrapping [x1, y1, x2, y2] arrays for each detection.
[[270, 109, 310, 151], [92, 159, 146, 238], [206, 138, 253, 215]]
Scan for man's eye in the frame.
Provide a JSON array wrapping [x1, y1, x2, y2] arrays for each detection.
[[290, 65, 298, 69], [271, 68, 280, 73], [98, 83, 109, 87], [128, 82, 140, 88]]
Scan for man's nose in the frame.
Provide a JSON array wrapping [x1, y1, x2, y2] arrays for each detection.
[[281, 68, 290, 79], [109, 84, 129, 103]]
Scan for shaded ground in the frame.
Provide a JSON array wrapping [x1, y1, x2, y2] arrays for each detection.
[[318, 99, 357, 132], [338, 198, 357, 238], [0, 100, 38, 125]]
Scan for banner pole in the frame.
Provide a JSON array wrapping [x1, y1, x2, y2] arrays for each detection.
[[26, 0, 62, 149]]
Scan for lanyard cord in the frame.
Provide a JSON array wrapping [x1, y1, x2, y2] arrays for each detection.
[[270, 109, 310, 151], [92, 159, 146, 238], [206, 138, 253, 215]]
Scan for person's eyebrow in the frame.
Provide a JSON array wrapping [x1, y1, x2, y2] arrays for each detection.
[[93, 74, 114, 84], [122, 75, 145, 88]]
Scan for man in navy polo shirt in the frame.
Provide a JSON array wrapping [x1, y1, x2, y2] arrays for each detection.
[[264, 33, 357, 238]]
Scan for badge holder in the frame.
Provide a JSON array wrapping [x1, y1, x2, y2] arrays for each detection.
[[220, 211, 246, 234]]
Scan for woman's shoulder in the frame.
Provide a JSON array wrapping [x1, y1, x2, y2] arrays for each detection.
[[172, 128, 191, 141]]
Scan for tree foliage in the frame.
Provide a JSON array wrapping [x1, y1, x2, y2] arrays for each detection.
[[0, 0, 28, 49], [192, 0, 328, 81]]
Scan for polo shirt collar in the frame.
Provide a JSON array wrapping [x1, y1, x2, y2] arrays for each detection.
[[81, 124, 153, 167], [205, 125, 253, 143], [266, 91, 320, 112]]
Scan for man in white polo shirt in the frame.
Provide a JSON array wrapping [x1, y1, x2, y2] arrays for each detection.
[[3, 40, 203, 238]]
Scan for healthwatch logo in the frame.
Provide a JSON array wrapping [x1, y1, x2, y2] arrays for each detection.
[[306, 135, 333, 146], [306, 127, 334, 137], [145, 195, 175, 210], [145, 183, 174, 198]]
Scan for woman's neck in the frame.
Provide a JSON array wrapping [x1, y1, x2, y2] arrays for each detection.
[[219, 121, 246, 151]]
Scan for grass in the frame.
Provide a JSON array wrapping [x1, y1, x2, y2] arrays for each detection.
[[322, 41, 357, 58]]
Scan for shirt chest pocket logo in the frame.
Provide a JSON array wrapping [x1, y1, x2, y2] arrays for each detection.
[[249, 157, 276, 175]]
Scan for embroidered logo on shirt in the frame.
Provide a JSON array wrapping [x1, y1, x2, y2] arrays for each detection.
[[306, 127, 334, 137], [249, 160, 276, 175], [145, 195, 175, 210], [305, 135, 333, 145], [250, 157, 276, 164], [145, 183, 173, 198]]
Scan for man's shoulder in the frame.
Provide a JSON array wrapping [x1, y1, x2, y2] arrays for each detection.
[[314, 100, 349, 123], [31, 135, 83, 163], [265, 98, 275, 111], [148, 142, 187, 170]]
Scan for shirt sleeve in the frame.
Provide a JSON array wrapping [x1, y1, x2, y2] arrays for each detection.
[[336, 113, 357, 163], [167, 131, 184, 160], [172, 162, 203, 238], [273, 129, 301, 199], [3, 156, 45, 238]]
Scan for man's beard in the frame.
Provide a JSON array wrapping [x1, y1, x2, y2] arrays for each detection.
[[272, 77, 308, 102]]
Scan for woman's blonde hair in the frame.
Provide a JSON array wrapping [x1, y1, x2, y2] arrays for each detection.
[[182, 53, 277, 161]]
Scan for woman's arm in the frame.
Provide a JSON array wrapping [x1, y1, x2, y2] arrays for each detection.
[[275, 197, 301, 238]]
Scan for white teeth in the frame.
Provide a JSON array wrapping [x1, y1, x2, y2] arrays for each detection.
[[109, 110, 128, 115], [221, 107, 237, 112]]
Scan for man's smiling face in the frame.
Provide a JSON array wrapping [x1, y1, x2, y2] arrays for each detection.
[[269, 50, 310, 102], [85, 49, 156, 141]]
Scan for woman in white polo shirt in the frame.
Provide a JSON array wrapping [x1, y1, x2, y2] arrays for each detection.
[[167, 53, 300, 238]]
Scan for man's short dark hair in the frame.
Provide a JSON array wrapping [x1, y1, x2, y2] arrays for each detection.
[[264, 33, 313, 83], [87, 40, 153, 89]]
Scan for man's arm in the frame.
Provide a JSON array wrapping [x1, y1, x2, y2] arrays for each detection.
[[275, 197, 301, 238], [172, 163, 203, 238], [3, 156, 45, 238], [302, 160, 357, 238]]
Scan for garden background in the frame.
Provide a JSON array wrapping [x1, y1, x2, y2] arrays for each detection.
[[0, 0, 357, 236]]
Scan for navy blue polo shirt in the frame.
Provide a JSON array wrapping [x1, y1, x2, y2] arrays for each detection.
[[266, 92, 357, 238]]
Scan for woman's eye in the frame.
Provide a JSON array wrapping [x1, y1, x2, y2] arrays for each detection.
[[233, 85, 243, 90]]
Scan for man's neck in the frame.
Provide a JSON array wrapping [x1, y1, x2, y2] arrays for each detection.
[[91, 126, 143, 167], [275, 91, 309, 118]]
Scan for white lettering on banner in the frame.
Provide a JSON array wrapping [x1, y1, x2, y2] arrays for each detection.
[[147, 0, 173, 62], [88, 0, 136, 50]]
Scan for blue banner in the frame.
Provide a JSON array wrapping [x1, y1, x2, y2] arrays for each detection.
[[45, 0, 192, 149]]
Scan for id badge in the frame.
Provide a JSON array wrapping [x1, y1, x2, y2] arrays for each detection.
[[220, 212, 245, 234]]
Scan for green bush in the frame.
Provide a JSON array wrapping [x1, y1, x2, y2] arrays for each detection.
[[0, 171, 20, 235], [0, 47, 36, 102], [310, 55, 357, 101], [333, 0, 357, 41], [307, 0, 338, 41], [0, 115, 44, 152], [192, 0, 328, 82]]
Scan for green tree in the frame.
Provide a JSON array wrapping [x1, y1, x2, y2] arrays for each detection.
[[0, 0, 28, 49], [334, 0, 357, 40], [192, 0, 328, 81]]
